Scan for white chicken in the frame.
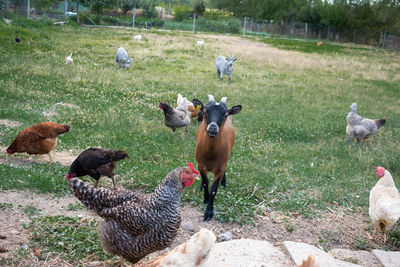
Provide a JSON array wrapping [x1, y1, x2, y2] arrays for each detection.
[[346, 103, 386, 143], [177, 93, 197, 119], [369, 166, 400, 243], [137, 228, 216, 267], [65, 53, 73, 64], [197, 39, 204, 47], [134, 34, 142, 41]]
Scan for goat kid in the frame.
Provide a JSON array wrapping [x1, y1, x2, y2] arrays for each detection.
[[216, 56, 237, 82], [195, 95, 242, 221], [116, 47, 131, 69]]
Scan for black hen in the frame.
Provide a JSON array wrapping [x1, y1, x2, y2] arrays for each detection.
[[15, 36, 21, 43], [67, 148, 129, 189]]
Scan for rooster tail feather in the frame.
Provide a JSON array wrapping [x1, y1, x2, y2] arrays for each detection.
[[375, 119, 386, 129]]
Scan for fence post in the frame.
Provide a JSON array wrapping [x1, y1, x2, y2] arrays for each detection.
[[304, 22, 308, 39], [353, 28, 356, 43], [383, 30, 387, 48], [192, 12, 196, 33], [77, 2, 79, 24], [64, 0, 67, 18], [327, 26, 330, 41], [27, 0, 30, 19], [132, 7, 136, 28], [243, 17, 247, 36]]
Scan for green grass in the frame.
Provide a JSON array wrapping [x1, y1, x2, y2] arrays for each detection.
[[0, 17, 400, 232], [28, 215, 115, 263]]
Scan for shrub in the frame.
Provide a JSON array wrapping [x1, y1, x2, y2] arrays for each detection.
[[204, 9, 233, 21], [173, 5, 192, 22], [195, 17, 241, 34]]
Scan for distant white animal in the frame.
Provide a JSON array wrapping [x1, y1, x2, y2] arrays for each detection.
[[216, 56, 237, 82], [3, 18, 12, 25], [134, 34, 142, 41], [115, 47, 131, 69], [65, 53, 73, 64], [197, 39, 204, 47]]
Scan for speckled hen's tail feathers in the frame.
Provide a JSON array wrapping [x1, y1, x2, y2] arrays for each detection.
[[69, 178, 107, 211]]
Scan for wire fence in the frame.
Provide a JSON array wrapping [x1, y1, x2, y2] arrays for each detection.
[[3, 0, 400, 50]]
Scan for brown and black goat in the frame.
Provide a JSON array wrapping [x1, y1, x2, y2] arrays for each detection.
[[195, 95, 242, 221]]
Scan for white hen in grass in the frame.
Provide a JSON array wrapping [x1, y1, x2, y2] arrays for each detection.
[[197, 39, 204, 47], [369, 166, 400, 243], [134, 34, 142, 41], [65, 53, 73, 64]]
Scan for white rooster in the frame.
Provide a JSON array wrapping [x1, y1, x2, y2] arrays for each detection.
[[65, 53, 73, 64], [177, 93, 197, 119], [369, 166, 400, 243], [197, 39, 204, 47]]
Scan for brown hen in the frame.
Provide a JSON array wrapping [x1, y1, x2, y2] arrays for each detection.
[[6, 121, 70, 162]]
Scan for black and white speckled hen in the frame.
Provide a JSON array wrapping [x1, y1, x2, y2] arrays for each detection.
[[67, 163, 199, 264]]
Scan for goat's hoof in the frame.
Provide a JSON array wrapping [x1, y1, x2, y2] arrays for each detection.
[[203, 210, 213, 222]]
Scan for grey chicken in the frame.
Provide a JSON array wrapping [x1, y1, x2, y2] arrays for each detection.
[[346, 103, 386, 143], [159, 100, 190, 134], [68, 163, 199, 264], [67, 148, 129, 189]]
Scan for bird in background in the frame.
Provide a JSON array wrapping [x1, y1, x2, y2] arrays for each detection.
[[65, 53, 73, 64]]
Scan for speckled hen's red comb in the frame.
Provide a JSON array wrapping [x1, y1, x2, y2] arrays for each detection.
[[187, 163, 199, 176], [375, 166, 385, 179]]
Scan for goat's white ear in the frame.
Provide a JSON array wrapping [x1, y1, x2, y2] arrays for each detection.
[[220, 97, 227, 104], [208, 95, 215, 103]]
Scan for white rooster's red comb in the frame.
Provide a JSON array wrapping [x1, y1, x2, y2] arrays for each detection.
[[375, 166, 385, 179]]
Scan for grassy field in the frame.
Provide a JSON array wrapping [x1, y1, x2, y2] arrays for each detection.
[[0, 17, 400, 263]]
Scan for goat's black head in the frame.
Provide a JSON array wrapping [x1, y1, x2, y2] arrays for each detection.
[[204, 94, 241, 137]]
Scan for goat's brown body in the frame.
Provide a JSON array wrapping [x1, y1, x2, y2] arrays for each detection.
[[196, 117, 235, 184]]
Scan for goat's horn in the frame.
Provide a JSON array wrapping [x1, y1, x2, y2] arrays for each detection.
[[220, 97, 227, 104], [208, 95, 215, 103]]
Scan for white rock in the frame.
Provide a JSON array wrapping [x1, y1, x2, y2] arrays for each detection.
[[330, 249, 381, 267], [202, 239, 292, 267], [284, 241, 361, 267], [182, 222, 195, 232], [372, 250, 400, 267], [218, 231, 232, 242]]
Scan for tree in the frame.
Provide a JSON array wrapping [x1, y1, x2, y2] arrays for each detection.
[[80, 0, 117, 14], [252, 0, 302, 34], [193, 0, 205, 16], [121, 0, 144, 14]]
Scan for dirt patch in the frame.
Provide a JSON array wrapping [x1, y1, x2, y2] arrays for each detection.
[[0, 145, 77, 167], [0, 190, 93, 263], [0, 190, 395, 266], [0, 119, 22, 128]]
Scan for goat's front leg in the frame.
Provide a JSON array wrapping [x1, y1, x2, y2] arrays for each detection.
[[200, 172, 210, 204], [204, 179, 220, 221]]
